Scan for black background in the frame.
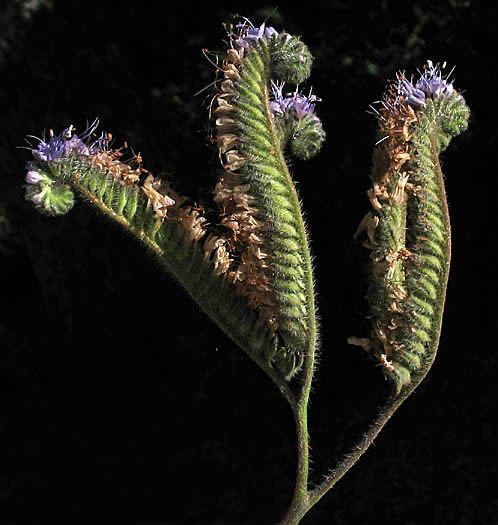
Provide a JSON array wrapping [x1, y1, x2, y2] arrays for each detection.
[[1, 1, 496, 523]]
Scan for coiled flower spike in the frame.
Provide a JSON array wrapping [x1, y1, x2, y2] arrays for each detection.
[[24, 119, 175, 218], [206, 16, 326, 379], [351, 60, 469, 392], [24, 120, 105, 215]]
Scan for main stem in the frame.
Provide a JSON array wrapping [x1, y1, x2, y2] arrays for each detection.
[[279, 393, 311, 524], [282, 381, 424, 523]]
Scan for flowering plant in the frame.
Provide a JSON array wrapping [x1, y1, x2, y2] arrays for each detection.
[[22, 18, 469, 524]]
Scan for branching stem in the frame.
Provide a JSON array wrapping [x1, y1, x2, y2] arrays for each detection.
[[280, 110, 457, 525]]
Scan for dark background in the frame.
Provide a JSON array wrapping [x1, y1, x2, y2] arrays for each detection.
[[1, 1, 496, 523]]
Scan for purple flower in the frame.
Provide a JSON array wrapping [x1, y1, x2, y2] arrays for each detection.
[[32, 132, 67, 161], [235, 20, 278, 49], [30, 118, 106, 162], [398, 61, 455, 109], [398, 78, 427, 108], [415, 61, 454, 99], [270, 82, 291, 115], [271, 82, 320, 121]]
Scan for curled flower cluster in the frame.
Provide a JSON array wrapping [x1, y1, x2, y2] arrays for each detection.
[[24, 120, 176, 218], [269, 81, 325, 161], [234, 20, 278, 49], [24, 120, 108, 214], [397, 60, 455, 108], [270, 82, 321, 121]]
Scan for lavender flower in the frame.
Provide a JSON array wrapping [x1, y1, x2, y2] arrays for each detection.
[[235, 20, 278, 49], [271, 82, 320, 121], [30, 119, 106, 162], [398, 78, 427, 108], [270, 82, 292, 115], [416, 61, 454, 99], [398, 61, 455, 109]]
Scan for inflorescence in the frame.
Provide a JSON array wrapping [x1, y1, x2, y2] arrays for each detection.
[[24, 120, 175, 218]]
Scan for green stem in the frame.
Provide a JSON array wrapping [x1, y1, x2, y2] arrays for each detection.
[[308, 387, 412, 513], [279, 400, 310, 525]]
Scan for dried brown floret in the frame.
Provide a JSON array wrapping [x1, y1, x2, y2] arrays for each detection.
[[141, 175, 175, 219]]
